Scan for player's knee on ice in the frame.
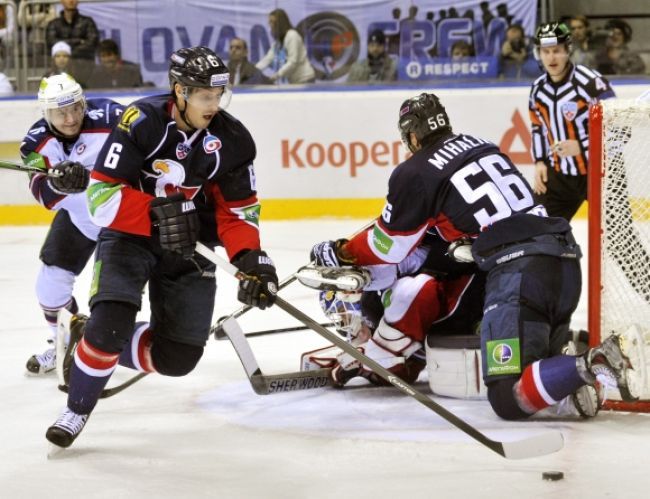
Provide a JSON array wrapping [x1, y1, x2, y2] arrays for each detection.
[[487, 378, 530, 420], [151, 336, 204, 376]]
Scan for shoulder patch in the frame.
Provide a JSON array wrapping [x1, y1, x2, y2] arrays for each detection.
[[117, 106, 146, 133]]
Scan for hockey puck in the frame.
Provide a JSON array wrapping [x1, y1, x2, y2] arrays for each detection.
[[542, 471, 564, 481]]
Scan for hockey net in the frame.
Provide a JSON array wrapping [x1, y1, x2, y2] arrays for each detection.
[[589, 98, 650, 411]]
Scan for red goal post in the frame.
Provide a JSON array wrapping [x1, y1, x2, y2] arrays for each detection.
[[588, 98, 650, 411]]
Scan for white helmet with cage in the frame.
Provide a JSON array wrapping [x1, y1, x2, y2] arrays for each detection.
[[319, 290, 364, 340], [37, 73, 86, 130]]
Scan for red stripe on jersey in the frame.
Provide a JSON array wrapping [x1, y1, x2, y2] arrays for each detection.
[[76, 338, 119, 371], [517, 363, 549, 412], [136, 327, 156, 372], [209, 183, 260, 259], [431, 212, 477, 241]]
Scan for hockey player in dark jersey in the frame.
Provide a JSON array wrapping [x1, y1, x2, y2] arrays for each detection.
[[46, 46, 279, 450], [311, 92, 639, 421], [20, 73, 123, 376], [529, 21, 615, 220]]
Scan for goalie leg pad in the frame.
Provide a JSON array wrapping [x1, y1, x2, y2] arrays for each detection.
[[425, 342, 487, 400]]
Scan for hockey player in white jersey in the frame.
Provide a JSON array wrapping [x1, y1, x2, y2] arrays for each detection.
[[20, 73, 123, 375]]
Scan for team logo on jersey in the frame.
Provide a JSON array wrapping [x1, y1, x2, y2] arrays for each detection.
[[176, 142, 191, 160], [561, 102, 578, 121], [117, 106, 145, 133], [76, 143, 86, 155], [486, 338, 521, 375], [87, 109, 105, 120], [28, 126, 47, 136], [203, 134, 222, 154], [147, 159, 200, 199]]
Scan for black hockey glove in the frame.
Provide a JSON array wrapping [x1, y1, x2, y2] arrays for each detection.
[[310, 239, 353, 267], [47, 160, 90, 194], [233, 250, 278, 310], [150, 193, 199, 259]]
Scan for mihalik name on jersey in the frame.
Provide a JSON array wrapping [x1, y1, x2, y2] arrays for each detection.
[[346, 132, 537, 266]]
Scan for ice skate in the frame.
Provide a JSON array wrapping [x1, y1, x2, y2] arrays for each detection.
[[25, 344, 56, 376], [585, 333, 638, 402], [46, 407, 89, 454]]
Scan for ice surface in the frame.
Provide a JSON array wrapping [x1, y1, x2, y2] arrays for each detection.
[[1, 220, 648, 499]]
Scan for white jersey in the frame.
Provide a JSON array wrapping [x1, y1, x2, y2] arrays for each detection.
[[20, 99, 124, 240]]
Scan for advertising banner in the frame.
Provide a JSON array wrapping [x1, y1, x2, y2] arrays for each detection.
[[81, 0, 537, 87]]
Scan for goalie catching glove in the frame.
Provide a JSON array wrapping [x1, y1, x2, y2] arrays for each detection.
[[233, 250, 278, 310], [47, 160, 89, 194], [150, 193, 199, 259]]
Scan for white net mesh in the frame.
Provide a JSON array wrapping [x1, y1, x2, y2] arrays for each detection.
[[599, 99, 650, 400]]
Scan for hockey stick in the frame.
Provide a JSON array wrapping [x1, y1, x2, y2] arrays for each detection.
[[210, 219, 376, 340], [57, 373, 148, 399], [221, 317, 332, 394], [0, 159, 61, 177], [213, 320, 335, 340], [195, 242, 564, 460]]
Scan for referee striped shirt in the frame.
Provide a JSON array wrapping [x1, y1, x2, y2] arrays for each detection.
[[528, 63, 615, 176]]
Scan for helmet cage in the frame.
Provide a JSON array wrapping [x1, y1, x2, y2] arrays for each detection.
[[319, 290, 363, 340]]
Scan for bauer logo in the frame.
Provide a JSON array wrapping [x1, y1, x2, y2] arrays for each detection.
[[486, 338, 521, 375]]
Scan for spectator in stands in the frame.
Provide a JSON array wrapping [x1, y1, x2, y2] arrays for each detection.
[[256, 8, 316, 84], [595, 19, 646, 75], [87, 39, 144, 89], [45, 0, 99, 87], [347, 29, 397, 83], [227, 38, 271, 86], [0, 4, 15, 48], [451, 40, 474, 59], [43, 40, 75, 78], [17, 2, 57, 65], [0, 71, 13, 95], [569, 15, 595, 67], [500, 24, 538, 78]]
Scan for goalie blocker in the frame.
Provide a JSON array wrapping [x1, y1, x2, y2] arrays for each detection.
[[302, 333, 487, 399]]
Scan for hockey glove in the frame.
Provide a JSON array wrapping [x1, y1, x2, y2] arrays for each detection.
[[233, 250, 278, 310], [47, 161, 90, 194], [310, 239, 354, 267], [150, 193, 199, 259]]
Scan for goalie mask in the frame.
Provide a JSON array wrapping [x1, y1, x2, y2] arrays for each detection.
[[169, 46, 232, 109], [398, 93, 452, 153], [319, 290, 363, 340], [37, 73, 86, 138]]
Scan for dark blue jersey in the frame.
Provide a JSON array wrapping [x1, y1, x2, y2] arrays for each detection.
[[88, 94, 261, 259], [347, 132, 541, 265]]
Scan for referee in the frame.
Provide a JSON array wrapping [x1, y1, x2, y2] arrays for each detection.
[[528, 21, 615, 220]]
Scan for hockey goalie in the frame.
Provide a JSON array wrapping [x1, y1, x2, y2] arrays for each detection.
[[299, 229, 489, 400]]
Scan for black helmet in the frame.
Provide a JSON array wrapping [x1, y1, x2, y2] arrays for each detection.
[[398, 93, 451, 152], [533, 22, 572, 53], [169, 46, 230, 89]]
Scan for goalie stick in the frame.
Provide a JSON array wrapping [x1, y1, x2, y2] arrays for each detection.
[[195, 242, 565, 460], [221, 317, 333, 394], [210, 219, 376, 339]]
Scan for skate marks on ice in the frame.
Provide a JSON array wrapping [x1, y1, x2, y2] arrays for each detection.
[[197, 379, 563, 445]]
